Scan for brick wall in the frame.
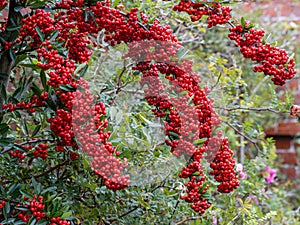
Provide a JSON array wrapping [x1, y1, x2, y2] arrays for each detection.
[[243, 1, 300, 181]]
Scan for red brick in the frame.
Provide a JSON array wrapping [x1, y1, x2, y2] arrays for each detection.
[[280, 4, 293, 17], [263, 7, 278, 17], [266, 122, 300, 136], [293, 4, 300, 17], [279, 167, 297, 179], [293, 93, 300, 105], [294, 142, 300, 150], [276, 152, 298, 165], [274, 136, 292, 149], [288, 79, 300, 91]]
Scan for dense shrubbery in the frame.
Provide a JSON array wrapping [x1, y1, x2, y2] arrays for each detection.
[[0, 0, 299, 224]]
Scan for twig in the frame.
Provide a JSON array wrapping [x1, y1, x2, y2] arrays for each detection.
[[117, 205, 139, 219], [211, 72, 222, 91], [169, 189, 184, 225], [216, 106, 288, 114], [1, 138, 55, 154], [227, 212, 242, 225], [175, 216, 202, 225], [34, 160, 69, 178], [222, 120, 265, 156]]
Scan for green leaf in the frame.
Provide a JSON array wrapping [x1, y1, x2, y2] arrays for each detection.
[[245, 23, 255, 29], [40, 70, 47, 89], [29, 217, 37, 225], [14, 110, 21, 118], [187, 94, 194, 105], [32, 177, 40, 194], [192, 171, 200, 176], [84, 10, 89, 23], [3, 202, 9, 220], [0, 137, 14, 147], [31, 83, 42, 96], [7, 183, 21, 195], [83, 157, 90, 170], [59, 84, 76, 92], [241, 17, 245, 28], [1, 83, 7, 104], [23, 118, 29, 135], [19, 189, 33, 198], [35, 26, 44, 42], [6, 25, 22, 31], [198, 183, 207, 193], [113, 0, 121, 7], [193, 138, 207, 146], [32, 125, 41, 137], [169, 131, 179, 139], [12, 86, 22, 98], [41, 186, 57, 195], [78, 64, 88, 77], [201, 192, 212, 199], [15, 54, 27, 65], [0, 123, 9, 134], [60, 211, 72, 219], [21, 63, 41, 70], [15, 206, 29, 211], [9, 49, 16, 62], [35, 220, 47, 225], [49, 30, 59, 42]]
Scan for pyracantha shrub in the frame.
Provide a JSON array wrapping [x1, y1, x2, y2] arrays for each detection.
[[0, 0, 296, 222]]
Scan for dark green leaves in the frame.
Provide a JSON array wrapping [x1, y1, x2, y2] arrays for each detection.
[[32, 125, 41, 137], [9, 49, 16, 62], [35, 26, 45, 42], [75, 64, 88, 78], [40, 70, 47, 90], [0, 123, 10, 135], [241, 17, 245, 28], [59, 84, 76, 92], [49, 30, 59, 42]]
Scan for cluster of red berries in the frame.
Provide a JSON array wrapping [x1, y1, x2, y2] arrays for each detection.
[[9, 150, 25, 162], [228, 24, 296, 85], [210, 138, 240, 193], [173, 1, 232, 27], [18, 195, 45, 222], [116, 3, 235, 213], [32, 143, 49, 159], [37, 47, 77, 88], [17, 9, 55, 48], [47, 109, 75, 147], [179, 145, 211, 215], [0, 20, 7, 32], [56, 0, 85, 8], [50, 217, 71, 225], [133, 60, 219, 214], [2, 41, 12, 50], [16, 195, 70, 224], [72, 79, 129, 191], [53, 8, 92, 63], [2, 94, 45, 113], [0, 0, 7, 8], [0, 200, 5, 209]]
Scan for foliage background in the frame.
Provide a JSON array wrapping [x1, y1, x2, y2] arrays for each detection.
[[0, 0, 299, 224]]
